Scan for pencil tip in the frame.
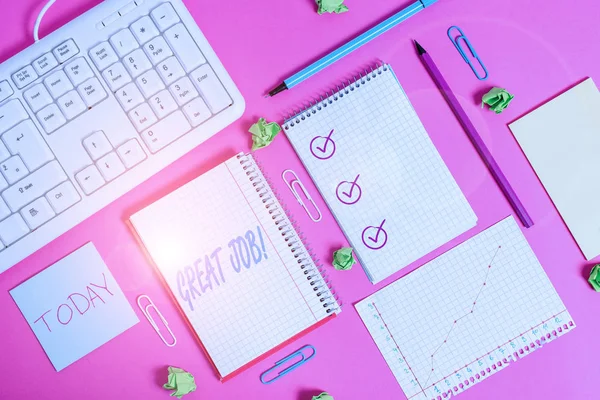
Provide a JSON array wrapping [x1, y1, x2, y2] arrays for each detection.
[[414, 40, 426, 55]]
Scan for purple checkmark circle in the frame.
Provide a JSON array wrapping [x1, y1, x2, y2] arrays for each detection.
[[310, 136, 336, 160], [336, 181, 362, 205], [362, 222, 388, 250]]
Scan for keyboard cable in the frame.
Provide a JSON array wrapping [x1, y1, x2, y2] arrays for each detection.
[[33, 0, 57, 42]]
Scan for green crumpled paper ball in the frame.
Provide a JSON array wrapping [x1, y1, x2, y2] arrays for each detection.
[[589, 265, 600, 291], [332, 247, 356, 271], [163, 366, 197, 399], [312, 393, 334, 400], [249, 117, 281, 151], [481, 87, 514, 114], [316, 0, 348, 14]]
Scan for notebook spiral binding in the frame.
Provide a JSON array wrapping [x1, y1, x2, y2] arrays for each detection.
[[237, 154, 342, 314], [283, 62, 389, 130], [431, 319, 575, 400]]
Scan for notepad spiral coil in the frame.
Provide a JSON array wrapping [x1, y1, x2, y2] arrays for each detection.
[[237, 154, 342, 314], [283, 63, 388, 130]]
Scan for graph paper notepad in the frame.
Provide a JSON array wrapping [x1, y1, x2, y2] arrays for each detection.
[[284, 64, 477, 284], [129, 154, 341, 380], [356, 216, 574, 399]]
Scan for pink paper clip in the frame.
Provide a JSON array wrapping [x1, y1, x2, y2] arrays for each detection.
[[137, 295, 177, 347], [282, 169, 322, 222]]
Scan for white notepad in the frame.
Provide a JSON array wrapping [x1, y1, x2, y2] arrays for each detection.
[[129, 154, 341, 380], [284, 64, 477, 284], [509, 78, 600, 259], [356, 217, 574, 399]]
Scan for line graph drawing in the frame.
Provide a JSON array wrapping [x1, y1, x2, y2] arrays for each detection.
[[422, 246, 501, 388]]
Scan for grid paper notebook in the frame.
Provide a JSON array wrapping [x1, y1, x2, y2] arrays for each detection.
[[356, 216, 574, 400], [284, 64, 477, 284], [129, 154, 341, 380]]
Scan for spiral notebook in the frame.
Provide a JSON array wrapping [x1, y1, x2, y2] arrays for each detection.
[[284, 64, 477, 284], [356, 216, 574, 399], [129, 154, 341, 381]]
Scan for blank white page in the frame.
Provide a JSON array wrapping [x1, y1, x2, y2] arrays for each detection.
[[285, 65, 476, 284], [356, 216, 574, 399], [130, 154, 339, 378], [509, 78, 600, 260]]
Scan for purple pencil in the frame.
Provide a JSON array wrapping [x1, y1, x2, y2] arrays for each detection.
[[415, 40, 533, 228]]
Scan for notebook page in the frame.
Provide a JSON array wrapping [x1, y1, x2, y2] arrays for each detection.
[[285, 65, 476, 284], [130, 154, 338, 378], [356, 217, 574, 399]]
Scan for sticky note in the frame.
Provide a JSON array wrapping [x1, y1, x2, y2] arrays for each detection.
[[10, 243, 138, 371]]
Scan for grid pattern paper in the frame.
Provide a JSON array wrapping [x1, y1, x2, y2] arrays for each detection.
[[129, 154, 339, 378], [356, 217, 575, 400], [285, 65, 477, 284]]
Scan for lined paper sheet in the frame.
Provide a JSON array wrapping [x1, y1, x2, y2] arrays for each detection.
[[285, 65, 476, 284], [356, 217, 574, 399], [130, 154, 339, 378]]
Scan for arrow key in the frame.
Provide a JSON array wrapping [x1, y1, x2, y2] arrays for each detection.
[[75, 165, 105, 195], [96, 152, 126, 182]]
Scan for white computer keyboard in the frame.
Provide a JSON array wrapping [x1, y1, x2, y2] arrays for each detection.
[[0, 0, 244, 273]]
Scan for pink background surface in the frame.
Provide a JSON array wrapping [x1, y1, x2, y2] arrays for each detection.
[[0, 0, 598, 398]]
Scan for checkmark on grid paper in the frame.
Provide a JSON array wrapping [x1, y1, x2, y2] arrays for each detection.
[[309, 129, 336, 160], [362, 219, 388, 250], [336, 174, 362, 205]]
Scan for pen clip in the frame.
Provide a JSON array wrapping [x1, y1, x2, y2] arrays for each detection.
[[282, 169, 322, 223], [260, 345, 317, 384], [448, 26, 489, 81], [137, 295, 177, 347]]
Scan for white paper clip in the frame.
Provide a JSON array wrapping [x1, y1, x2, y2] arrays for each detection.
[[137, 295, 177, 347], [282, 169, 322, 222]]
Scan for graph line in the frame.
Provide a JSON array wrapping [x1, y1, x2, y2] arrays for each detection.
[[422, 246, 502, 388]]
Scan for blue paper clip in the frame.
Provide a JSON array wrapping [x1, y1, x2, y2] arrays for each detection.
[[447, 26, 489, 81], [260, 345, 316, 384]]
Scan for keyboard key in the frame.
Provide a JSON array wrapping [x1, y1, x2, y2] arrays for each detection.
[[0, 100, 29, 134], [2, 161, 67, 211], [149, 90, 177, 119], [157, 56, 185, 85], [143, 36, 173, 65], [64, 58, 93, 86], [102, 62, 131, 91], [131, 16, 159, 44], [140, 110, 191, 153], [117, 139, 146, 168], [37, 104, 66, 133], [0, 198, 10, 220], [57, 90, 86, 120], [102, 11, 120, 27], [118, 1, 137, 16], [78, 78, 107, 107], [110, 29, 139, 57], [44, 70, 74, 98], [0, 214, 30, 245], [123, 49, 152, 78], [170, 77, 198, 106], [32, 52, 59, 76], [0, 174, 7, 191], [2, 120, 54, 170], [46, 181, 81, 213], [151, 3, 180, 31], [183, 96, 211, 127], [23, 84, 53, 112], [89, 42, 119, 71], [0, 80, 13, 103], [83, 131, 112, 161], [75, 165, 105, 195], [1, 156, 28, 184], [136, 70, 164, 98], [12, 65, 38, 89], [52, 39, 79, 63], [0, 142, 9, 163], [21, 197, 55, 230], [115, 82, 144, 112], [190, 65, 231, 113], [165, 24, 205, 72], [97, 152, 126, 181], [128, 103, 157, 131]]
